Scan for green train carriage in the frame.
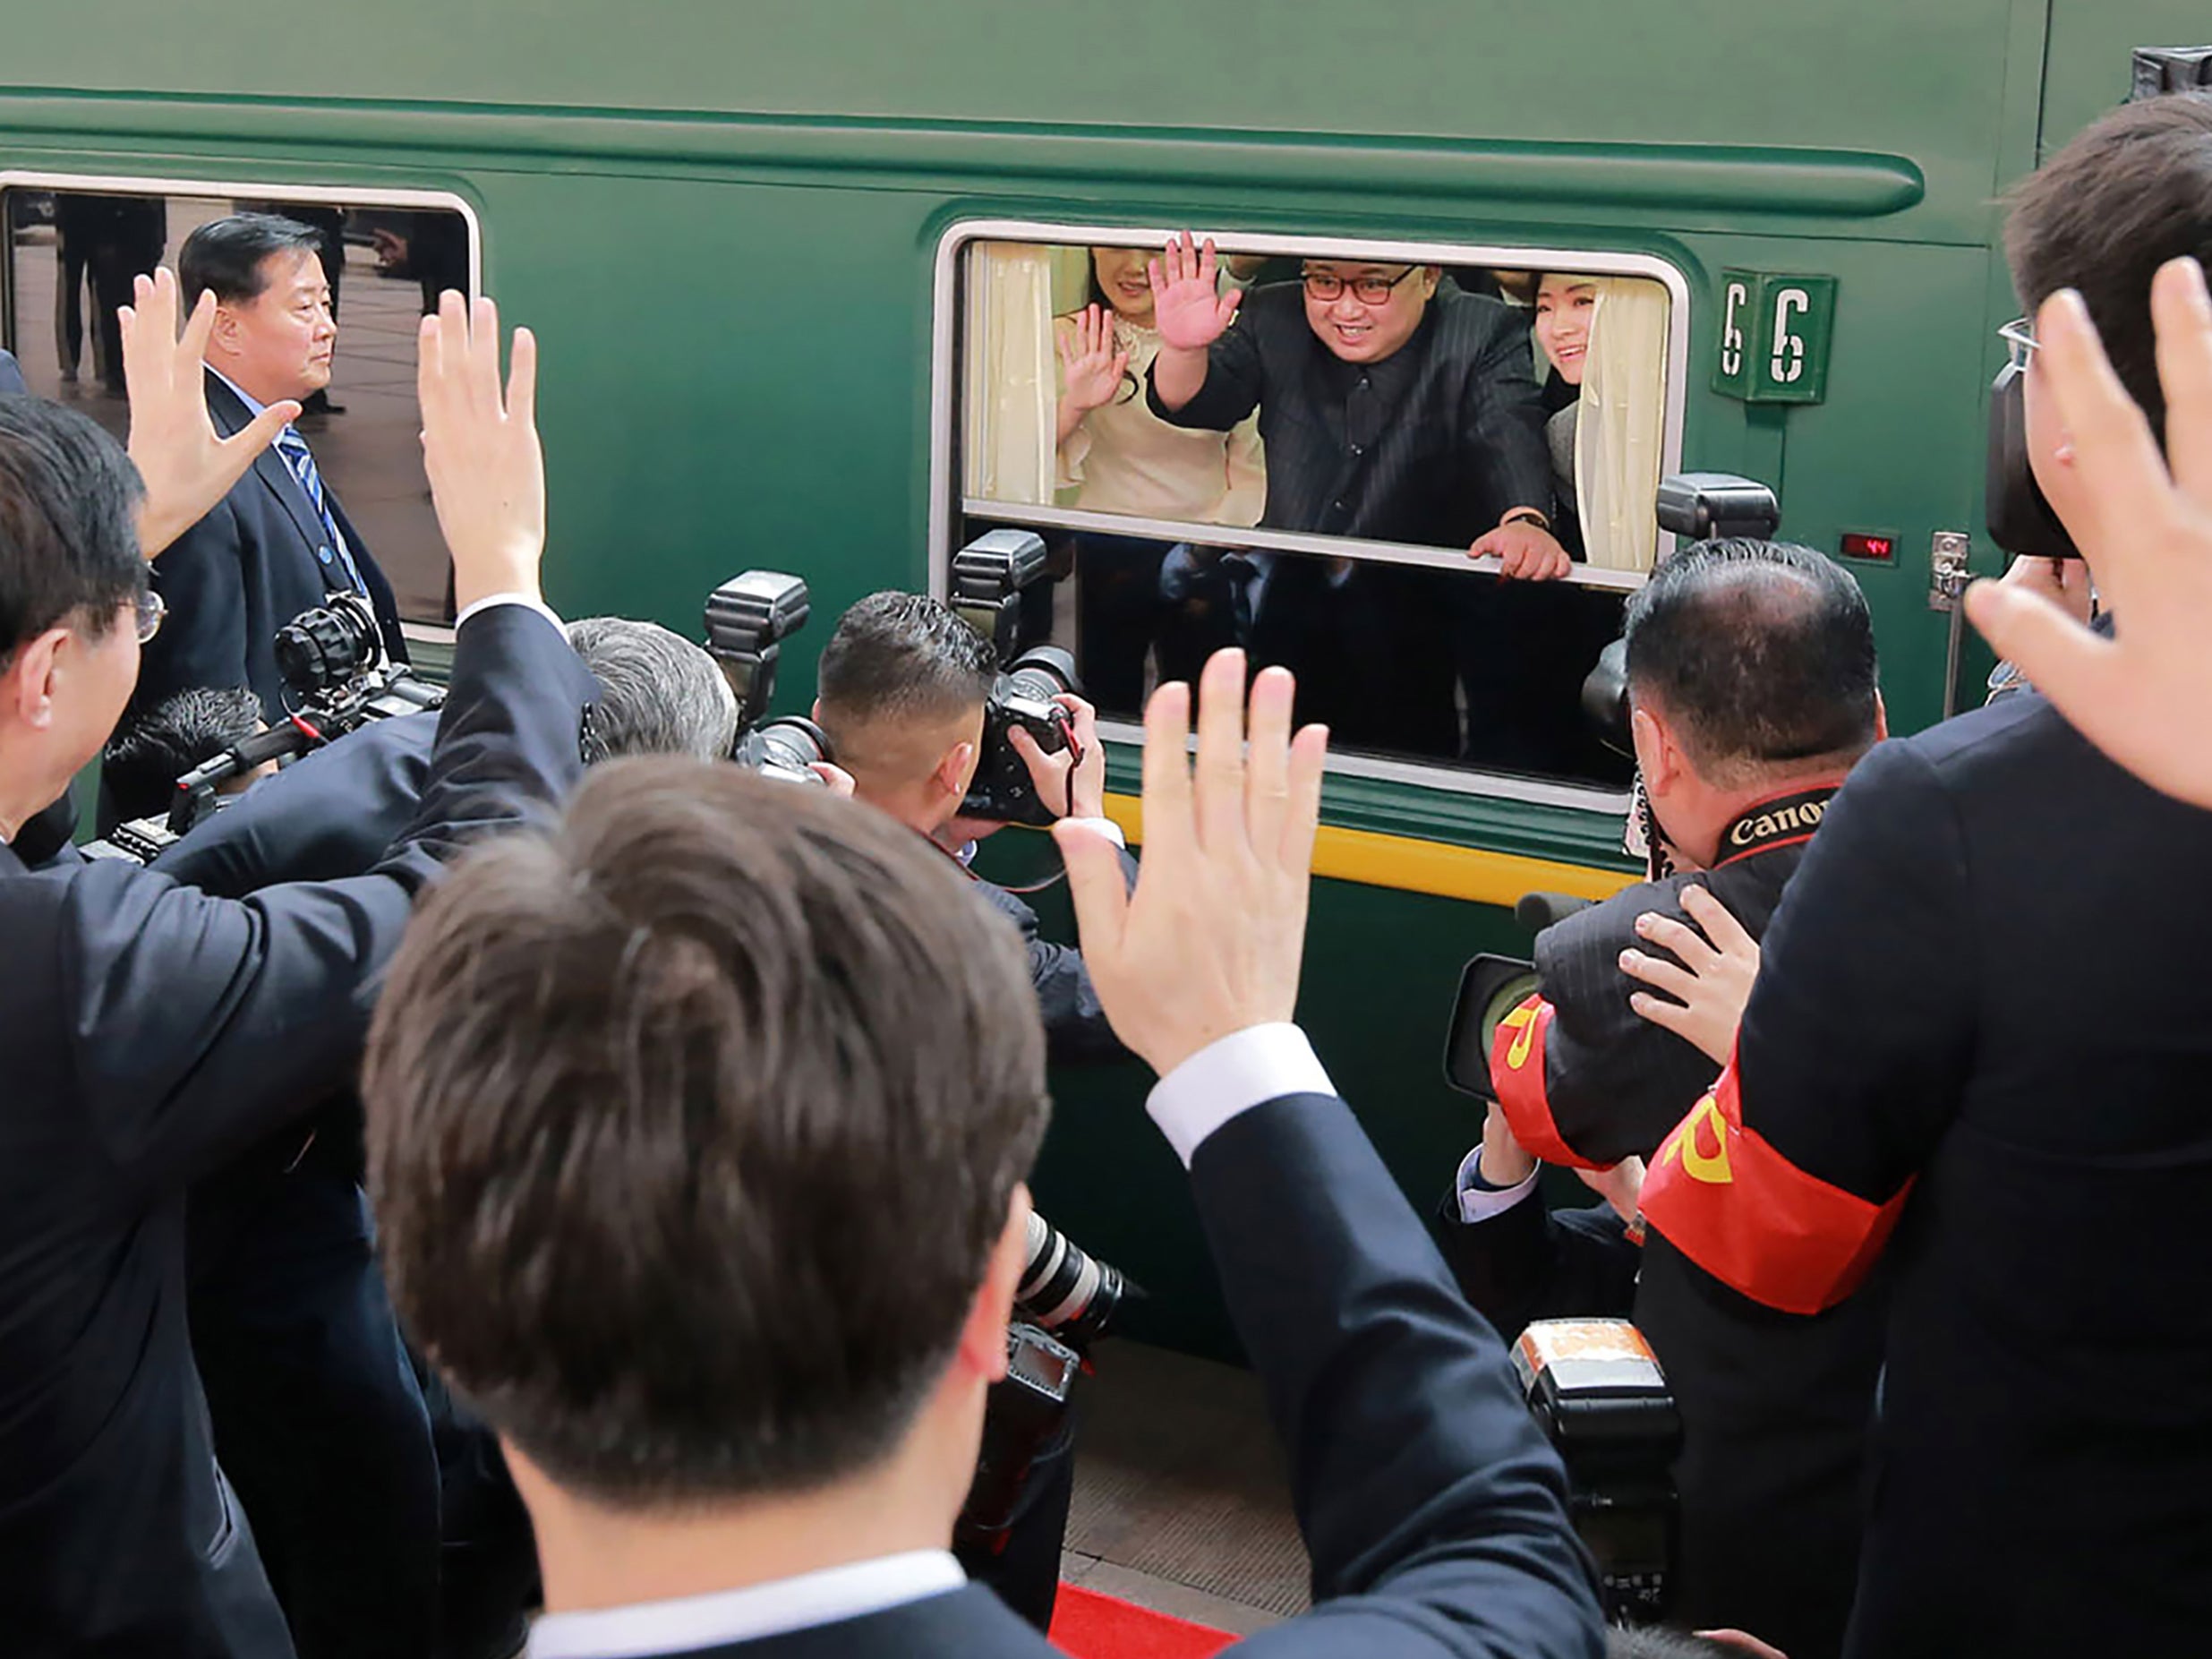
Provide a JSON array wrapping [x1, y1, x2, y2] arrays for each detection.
[[2, 0, 2201, 1355]]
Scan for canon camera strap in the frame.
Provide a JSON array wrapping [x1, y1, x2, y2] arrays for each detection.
[[1712, 782, 1843, 868]]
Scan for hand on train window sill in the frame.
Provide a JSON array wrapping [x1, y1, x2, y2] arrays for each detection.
[[1471, 514, 1574, 581], [1057, 652, 1327, 1078], [1965, 259, 2212, 810], [120, 269, 300, 559]]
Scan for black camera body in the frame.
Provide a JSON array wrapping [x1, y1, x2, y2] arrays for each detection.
[[1514, 1319, 1683, 1623], [957, 1321, 1080, 1549], [965, 645, 1080, 827], [703, 570, 836, 788]]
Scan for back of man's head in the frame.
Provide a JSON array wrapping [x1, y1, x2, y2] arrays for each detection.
[[815, 592, 998, 784], [566, 616, 739, 763], [1623, 539, 1879, 790], [362, 757, 1047, 1509], [0, 397, 143, 663], [2006, 90, 2212, 440], [179, 212, 325, 311], [102, 686, 264, 822]]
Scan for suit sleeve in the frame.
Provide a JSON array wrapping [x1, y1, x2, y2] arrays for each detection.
[[1459, 316, 1555, 529], [1640, 741, 1972, 1314], [67, 605, 594, 1198], [1434, 1184, 1641, 1341], [1492, 893, 1743, 1170], [141, 499, 252, 706], [151, 715, 436, 899], [1190, 1096, 1602, 1657]]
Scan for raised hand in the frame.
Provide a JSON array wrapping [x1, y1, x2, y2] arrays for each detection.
[[1147, 232, 1243, 354], [1055, 650, 1328, 1077], [416, 291, 544, 614], [1964, 258, 2212, 809], [119, 269, 301, 559], [1058, 305, 1131, 415], [1620, 884, 1761, 1065]]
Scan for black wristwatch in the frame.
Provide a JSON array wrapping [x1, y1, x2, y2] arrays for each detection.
[[1502, 508, 1551, 532]]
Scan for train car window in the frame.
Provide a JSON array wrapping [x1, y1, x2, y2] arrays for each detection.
[[938, 229, 1687, 796], [2, 184, 474, 627]]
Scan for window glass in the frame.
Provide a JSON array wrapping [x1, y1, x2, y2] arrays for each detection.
[[951, 235, 1678, 788], [3, 186, 473, 624]]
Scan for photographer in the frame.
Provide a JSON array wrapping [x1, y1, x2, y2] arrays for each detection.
[[144, 617, 739, 1659], [1439, 539, 1886, 1659], [360, 649, 1604, 1659], [0, 283, 594, 1657], [1639, 93, 2212, 1657], [812, 591, 1135, 1065]]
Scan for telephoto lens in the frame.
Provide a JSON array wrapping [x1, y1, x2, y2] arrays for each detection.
[[274, 593, 384, 701], [1013, 1210, 1131, 1348]]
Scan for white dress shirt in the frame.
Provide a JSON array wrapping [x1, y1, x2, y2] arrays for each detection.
[[524, 1022, 1334, 1655]]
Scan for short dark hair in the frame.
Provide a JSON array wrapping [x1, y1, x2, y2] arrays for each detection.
[[179, 212, 328, 310], [1624, 539, 1878, 787], [565, 617, 739, 763], [2005, 90, 2212, 441], [0, 396, 145, 661], [101, 686, 265, 822], [363, 757, 1048, 1509], [816, 592, 998, 734]]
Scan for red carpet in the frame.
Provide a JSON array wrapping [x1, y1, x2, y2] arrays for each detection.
[[1049, 1582, 1236, 1658]]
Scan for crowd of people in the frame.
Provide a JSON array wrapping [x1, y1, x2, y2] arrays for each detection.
[[0, 82, 2210, 1659]]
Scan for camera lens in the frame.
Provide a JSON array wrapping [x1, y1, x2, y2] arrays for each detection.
[[733, 715, 833, 784], [1015, 1210, 1128, 1347], [1004, 645, 1079, 706], [275, 596, 381, 700]]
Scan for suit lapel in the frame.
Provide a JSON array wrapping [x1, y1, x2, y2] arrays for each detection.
[[205, 370, 337, 579]]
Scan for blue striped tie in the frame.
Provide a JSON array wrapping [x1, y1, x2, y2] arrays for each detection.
[[273, 427, 369, 596]]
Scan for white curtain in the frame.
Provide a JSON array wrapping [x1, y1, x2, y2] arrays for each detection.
[[962, 243, 1057, 505], [1576, 278, 1671, 572]]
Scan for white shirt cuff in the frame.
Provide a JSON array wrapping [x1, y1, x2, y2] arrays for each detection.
[[1146, 1023, 1334, 1167], [454, 592, 564, 631], [1059, 816, 1124, 850], [1454, 1148, 1542, 1225]]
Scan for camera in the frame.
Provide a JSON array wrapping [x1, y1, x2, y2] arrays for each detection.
[[1013, 1209, 1132, 1348], [84, 594, 441, 863], [949, 530, 1084, 827], [966, 646, 1080, 827], [958, 1321, 1080, 1550], [703, 570, 837, 788], [1515, 1319, 1682, 1622]]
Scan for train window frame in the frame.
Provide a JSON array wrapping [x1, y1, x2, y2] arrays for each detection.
[[927, 219, 1690, 812], [0, 169, 482, 651]]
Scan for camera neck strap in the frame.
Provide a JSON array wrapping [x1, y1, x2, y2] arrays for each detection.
[[1711, 781, 1844, 868]]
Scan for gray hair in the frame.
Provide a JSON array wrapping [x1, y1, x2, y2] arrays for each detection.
[[566, 617, 740, 764]]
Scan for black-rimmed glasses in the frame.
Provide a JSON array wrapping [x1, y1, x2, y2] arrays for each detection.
[[1302, 266, 1421, 304]]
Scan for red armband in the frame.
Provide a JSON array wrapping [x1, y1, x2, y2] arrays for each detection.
[[1639, 1063, 1913, 1315], [1490, 995, 1602, 1169]]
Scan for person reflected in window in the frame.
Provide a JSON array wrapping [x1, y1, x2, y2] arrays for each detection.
[[1055, 247, 1265, 713], [1147, 232, 1570, 763]]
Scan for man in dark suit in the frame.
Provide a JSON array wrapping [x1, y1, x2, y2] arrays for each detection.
[[362, 647, 1604, 1659], [0, 290, 589, 1658], [139, 213, 407, 723], [140, 618, 734, 1659], [1642, 91, 2212, 1659], [1436, 539, 1888, 1659]]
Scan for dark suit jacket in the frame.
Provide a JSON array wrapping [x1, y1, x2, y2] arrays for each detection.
[[0, 604, 594, 1658], [140, 371, 408, 723], [541, 1091, 1606, 1659], [967, 847, 1137, 1066], [0, 347, 24, 394]]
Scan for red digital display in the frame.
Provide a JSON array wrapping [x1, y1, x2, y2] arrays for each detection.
[[1840, 532, 1896, 562]]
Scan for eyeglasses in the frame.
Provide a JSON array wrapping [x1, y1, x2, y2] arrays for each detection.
[[1302, 266, 1421, 304], [132, 588, 167, 645], [1998, 317, 2039, 372]]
